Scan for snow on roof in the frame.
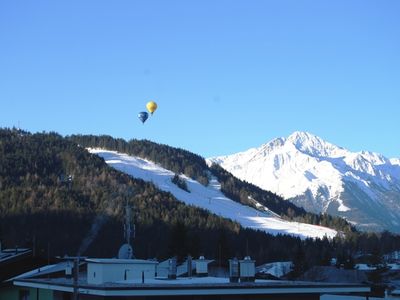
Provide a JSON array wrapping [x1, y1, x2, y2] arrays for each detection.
[[0, 248, 31, 263], [355, 264, 376, 271], [8, 263, 69, 281], [117, 276, 233, 285], [257, 261, 292, 278]]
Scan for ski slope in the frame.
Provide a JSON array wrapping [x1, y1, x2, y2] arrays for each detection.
[[89, 149, 337, 240]]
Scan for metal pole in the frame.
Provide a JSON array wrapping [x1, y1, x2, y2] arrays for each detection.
[[187, 255, 192, 278], [47, 242, 50, 266], [73, 257, 79, 300]]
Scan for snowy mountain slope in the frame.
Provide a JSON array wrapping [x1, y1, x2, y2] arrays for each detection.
[[208, 132, 400, 232], [88, 149, 337, 239]]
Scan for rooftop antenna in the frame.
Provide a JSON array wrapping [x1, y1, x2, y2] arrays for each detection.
[[124, 198, 132, 245], [118, 193, 134, 259]]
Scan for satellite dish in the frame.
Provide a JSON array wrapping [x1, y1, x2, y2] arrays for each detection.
[[118, 243, 133, 259]]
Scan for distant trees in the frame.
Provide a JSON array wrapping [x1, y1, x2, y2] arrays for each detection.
[[208, 164, 354, 233], [0, 129, 270, 259], [2, 128, 400, 278], [209, 164, 306, 217], [68, 134, 210, 186], [291, 243, 308, 278], [171, 174, 190, 192]]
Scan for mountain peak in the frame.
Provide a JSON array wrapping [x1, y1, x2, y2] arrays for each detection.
[[209, 132, 400, 232], [285, 131, 343, 158], [287, 131, 318, 142]]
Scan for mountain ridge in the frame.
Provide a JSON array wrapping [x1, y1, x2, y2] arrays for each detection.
[[208, 131, 400, 232]]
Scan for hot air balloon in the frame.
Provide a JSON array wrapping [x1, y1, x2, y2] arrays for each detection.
[[138, 111, 149, 124], [146, 101, 157, 115]]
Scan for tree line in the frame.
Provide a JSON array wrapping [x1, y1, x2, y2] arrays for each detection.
[[1, 128, 400, 277]]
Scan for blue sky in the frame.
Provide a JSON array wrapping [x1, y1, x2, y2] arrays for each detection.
[[1, 1, 399, 158]]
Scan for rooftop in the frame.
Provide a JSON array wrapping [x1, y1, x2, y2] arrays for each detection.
[[0, 248, 31, 263], [14, 275, 370, 298]]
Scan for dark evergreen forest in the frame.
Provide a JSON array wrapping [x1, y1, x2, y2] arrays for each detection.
[[1, 128, 400, 276]]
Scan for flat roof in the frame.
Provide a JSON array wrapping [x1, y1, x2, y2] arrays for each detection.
[[86, 258, 158, 264], [0, 248, 31, 263], [14, 276, 370, 297]]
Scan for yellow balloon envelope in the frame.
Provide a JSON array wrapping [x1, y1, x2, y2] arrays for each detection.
[[146, 101, 157, 114]]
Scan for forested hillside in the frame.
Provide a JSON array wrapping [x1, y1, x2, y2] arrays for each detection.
[[69, 134, 353, 233], [70, 134, 210, 186], [0, 129, 239, 259], [1, 128, 400, 275], [209, 164, 352, 232]]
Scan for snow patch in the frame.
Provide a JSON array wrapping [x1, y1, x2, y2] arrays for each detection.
[[337, 199, 350, 212]]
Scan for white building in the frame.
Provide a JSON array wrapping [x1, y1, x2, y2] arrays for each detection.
[[87, 258, 158, 284]]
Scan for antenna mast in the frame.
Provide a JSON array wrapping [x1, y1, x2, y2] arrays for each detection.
[[124, 199, 132, 246], [118, 192, 135, 259]]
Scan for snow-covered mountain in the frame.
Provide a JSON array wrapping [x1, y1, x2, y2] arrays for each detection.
[[88, 148, 337, 240], [208, 132, 400, 232]]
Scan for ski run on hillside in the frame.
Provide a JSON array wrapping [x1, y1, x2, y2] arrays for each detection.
[[89, 149, 337, 240]]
